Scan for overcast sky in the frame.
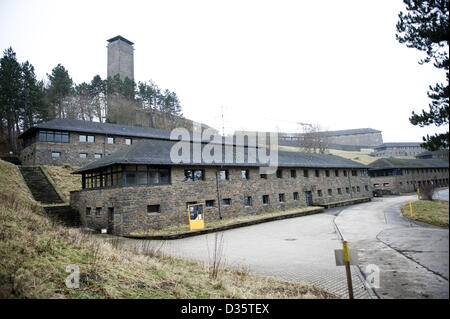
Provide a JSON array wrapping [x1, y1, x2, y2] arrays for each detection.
[[1, 0, 448, 142]]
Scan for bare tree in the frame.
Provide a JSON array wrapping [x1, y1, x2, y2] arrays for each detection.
[[298, 123, 329, 154]]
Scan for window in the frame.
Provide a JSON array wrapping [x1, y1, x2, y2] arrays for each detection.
[[244, 196, 252, 207], [279, 193, 285, 202], [337, 188, 342, 195], [80, 153, 87, 158], [352, 170, 358, 177], [85, 207, 91, 216], [335, 170, 339, 177], [291, 170, 297, 178], [241, 169, 249, 180], [262, 195, 269, 205], [125, 138, 132, 145], [80, 135, 94, 142], [325, 170, 330, 177], [186, 201, 197, 209], [184, 169, 204, 181], [107, 137, 115, 144], [95, 207, 103, 216], [276, 169, 283, 178], [39, 130, 69, 143], [303, 170, 309, 178], [219, 169, 229, 180], [373, 184, 380, 188], [357, 186, 360, 192], [383, 183, 390, 187], [260, 173, 267, 179], [205, 200, 215, 208], [317, 190, 322, 197], [94, 153, 102, 159], [293, 192, 299, 200], [346, 187, 350, 193], [343, 170, 348, 177], [51, 152, 61, 158], [315, 170, 320, 177], [147, 205, 160, 215], [328, 189, 332, 196], [222, 198, 231, 206]]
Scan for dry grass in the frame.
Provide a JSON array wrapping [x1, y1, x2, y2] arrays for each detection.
[[401, 199, 449, 228], [0, 159, 336, 299], [128, 206, 322, 237], [43, 165, 82, 201]]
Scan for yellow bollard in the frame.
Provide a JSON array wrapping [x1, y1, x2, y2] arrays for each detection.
[[417, 188, 420, 200], [409, 200, 413, 218], [342, 241, 354, 299]]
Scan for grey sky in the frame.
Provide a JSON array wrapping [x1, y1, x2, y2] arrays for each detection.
[[1, 0, 448, 142]]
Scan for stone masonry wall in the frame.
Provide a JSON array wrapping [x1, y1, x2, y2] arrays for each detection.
[[370, 168, 449, 194], [71, 166, 372, 235], [20, 132, 142, 166]]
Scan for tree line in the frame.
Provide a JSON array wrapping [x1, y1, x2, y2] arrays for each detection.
[[0, 47, 183, 153]]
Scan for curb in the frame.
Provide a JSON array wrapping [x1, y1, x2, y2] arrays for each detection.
[[123, 207, 325, 240]]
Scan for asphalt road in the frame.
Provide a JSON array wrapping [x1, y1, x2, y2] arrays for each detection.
[[120, 188, 449, 299]]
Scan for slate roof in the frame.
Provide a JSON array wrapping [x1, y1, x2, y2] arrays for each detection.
[[19, 118, 244, 146], [107, 35, 134, 45], [73, 139, 368, 173], [368, 158, 449, 170]]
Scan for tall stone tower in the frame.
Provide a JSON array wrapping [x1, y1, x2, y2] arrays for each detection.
[[107, 35, 134, 80]]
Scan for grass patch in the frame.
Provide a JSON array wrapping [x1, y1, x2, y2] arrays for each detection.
[[401, 199, 449, 227], [0, 159, 335, 299], [43, 165, 82, 201], [128, 206, 322, 237]]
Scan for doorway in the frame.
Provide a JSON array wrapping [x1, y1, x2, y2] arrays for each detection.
[[305, 191, 313, 206], [107, 207, 114, 234]]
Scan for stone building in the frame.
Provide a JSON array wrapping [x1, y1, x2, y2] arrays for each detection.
[[372, 142, 426, 157], [70, 139, 372, 235], [107, 35, 134, 80], [368, 158, 449, 195], [19, 118, 230, 166], [236, 128, 383, 150], [415, 149, 449, 161]]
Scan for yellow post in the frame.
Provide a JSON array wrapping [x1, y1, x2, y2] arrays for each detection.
[[417, 188, 420, 200], [409, 200, 413, 218], [342, 241, 354, 299]]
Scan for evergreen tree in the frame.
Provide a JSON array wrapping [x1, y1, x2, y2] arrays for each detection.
[[20, 61, 48, 129], [396, 0, 449, 150], [0, 47, 23, 152], [46, 64, 73, 119]]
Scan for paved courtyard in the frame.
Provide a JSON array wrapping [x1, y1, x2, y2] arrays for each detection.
[[120, 189, 449, 299]]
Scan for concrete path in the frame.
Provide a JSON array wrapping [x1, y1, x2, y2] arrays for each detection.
[[335, 189, 449, 299], [119, 189, 449, 299]]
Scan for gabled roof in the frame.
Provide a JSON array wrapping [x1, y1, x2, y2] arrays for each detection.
[[368, 157, 448, 170], [73, 139, 368, 173]]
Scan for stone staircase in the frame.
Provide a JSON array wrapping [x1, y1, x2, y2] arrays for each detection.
[[19, 166, 64, 204]]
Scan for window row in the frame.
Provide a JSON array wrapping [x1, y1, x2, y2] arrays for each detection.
[[184, 168, 365, 182], [39, 130, 69, 143], [83, 165, 170, 189]]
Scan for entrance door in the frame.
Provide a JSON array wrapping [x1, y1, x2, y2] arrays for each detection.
[[305, 191, 313, 206], [107, 207, 114, 234]]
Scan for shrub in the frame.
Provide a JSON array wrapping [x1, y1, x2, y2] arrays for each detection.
[[420, 183, 434, 200]]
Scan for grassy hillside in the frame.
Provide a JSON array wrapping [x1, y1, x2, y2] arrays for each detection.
[[0, 160, 334, 299], [43, 165, 82, 201]]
